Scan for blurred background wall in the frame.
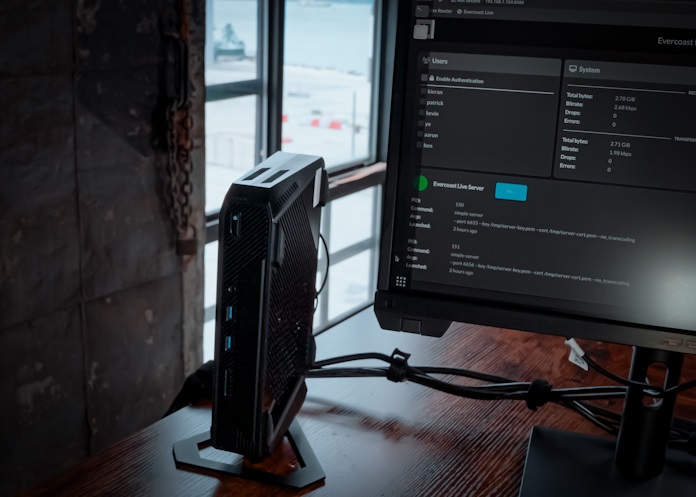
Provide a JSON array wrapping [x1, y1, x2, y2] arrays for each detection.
[[0, 1, 205, 494]]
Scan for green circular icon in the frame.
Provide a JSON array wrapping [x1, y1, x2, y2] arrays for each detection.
[[414, 175, 429, 192]]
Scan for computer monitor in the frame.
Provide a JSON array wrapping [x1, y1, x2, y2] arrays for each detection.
[[375, 1, 696, 494]]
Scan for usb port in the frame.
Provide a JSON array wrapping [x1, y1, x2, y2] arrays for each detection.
[[226, 305, 234, 322], [225, 336, 232, 351]]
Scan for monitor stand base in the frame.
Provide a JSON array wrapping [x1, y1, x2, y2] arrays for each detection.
[[173, 419, 325, 490], [519, 426, 696, 497]]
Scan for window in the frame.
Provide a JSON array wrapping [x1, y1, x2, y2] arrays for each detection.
[[202, 0, 391, 361], [205, 95, 259, 211], [205, 0, 264, 213], [281, 1, 377, 168], [315, 185, 382, 330]]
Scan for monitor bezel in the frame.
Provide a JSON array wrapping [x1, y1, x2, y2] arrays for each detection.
[[375, 1, 696, 354]]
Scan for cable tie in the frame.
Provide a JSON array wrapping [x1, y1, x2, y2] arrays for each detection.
[[564, 338, 589, 371], [526, 379, 552, 411], [564, 338, 585, 357], [387, 348, 411, 383]]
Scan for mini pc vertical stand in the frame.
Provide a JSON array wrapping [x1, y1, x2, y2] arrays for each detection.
[[173, 419, 325, 489]]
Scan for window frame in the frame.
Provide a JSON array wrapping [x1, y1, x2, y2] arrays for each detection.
[[203, 0, 397, 334], [204, 0, 282, 197]]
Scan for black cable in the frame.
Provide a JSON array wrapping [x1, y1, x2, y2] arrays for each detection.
[[163, 360, 215, 417], [310, 364, 628, 434], [584, 353, 660, 392], [564, 398, 693, 440], [407, 372, 520, 400], [309, 367, 526, 400], [666, 378, 696, 396], [308, 350, 695, 447], [415, 366, 516, 385], [550, 386, 628, 396], [316, 233, 330, 297], [309, 366, 628, 402], [313, 354, 514, 384], [575, 345, 696, 398], [565, 338, 696, 397], [574, 401, 622, 424], [313, 234, 330, 315], [313, 352, 395, 368], [312, 352, 627, 400], [564, 337, 658, 392], [308, 367, 389, 379], [312, 367, 627, 399], [560, 400, 620, 436]]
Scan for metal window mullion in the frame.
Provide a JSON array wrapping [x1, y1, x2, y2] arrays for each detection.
[[206, 219, 218, 244], [368, 184, 382, 294], [327, 162, 386, 203], [376, 0, 398, 162], [330, 239, 376, 267], [257, 0, 267, 164], [261, 0, 285, 159], [204, 304, 216, 323], [369, 0, 386, 164], [318, 201, 332, 328], [313, 302, 374, 337]]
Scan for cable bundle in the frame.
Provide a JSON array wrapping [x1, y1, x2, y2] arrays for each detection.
[[308, 347, 696, 448]]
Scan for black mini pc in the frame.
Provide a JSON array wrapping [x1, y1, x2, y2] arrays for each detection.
[[174, 152, 328, 489], [211, 151, 327, 459]]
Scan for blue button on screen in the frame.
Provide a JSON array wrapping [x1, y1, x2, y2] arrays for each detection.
[[495, 183, 528, 202]]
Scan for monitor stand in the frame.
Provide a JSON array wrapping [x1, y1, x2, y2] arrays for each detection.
[[520, 347, 696, 496]]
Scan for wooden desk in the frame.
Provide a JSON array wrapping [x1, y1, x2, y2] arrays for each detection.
[[23, 308, 696, 497]]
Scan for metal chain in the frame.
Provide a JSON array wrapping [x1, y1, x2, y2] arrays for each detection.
[[164, 22, 197, 255]]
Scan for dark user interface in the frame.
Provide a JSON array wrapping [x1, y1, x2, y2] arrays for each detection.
[[390, 1, 696, 332]]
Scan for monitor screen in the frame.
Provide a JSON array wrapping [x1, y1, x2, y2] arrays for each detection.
[[376, 0, 696, 351]]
